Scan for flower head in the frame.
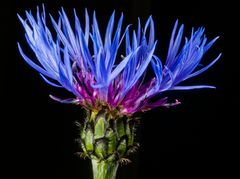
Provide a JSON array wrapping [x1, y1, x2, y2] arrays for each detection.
[[18, 6, 221, 116]]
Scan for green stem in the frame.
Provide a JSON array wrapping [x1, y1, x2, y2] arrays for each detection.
[[91, 159, 119, 179]]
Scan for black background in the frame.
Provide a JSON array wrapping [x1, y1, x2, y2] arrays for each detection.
[[1, 0, 237, 178]]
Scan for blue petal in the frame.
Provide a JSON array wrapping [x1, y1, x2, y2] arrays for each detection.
[[172, 85, 216, 90], [172, 24, 184, 56], [151, 55, 163, 86], [118, 25, 131, 49], [41, 4, 46, 24], [95, 48, 107, 83], [107, 13, 123, 73], [132, 30, 138, 50], [166, 20, 179, 59], [93, 11, 103, 48], [149, 17, 155, 47], [58, 61, 72, 91], [40, 74, 63, 88], [50, 15, 75, 56], [186, 53, 222, 80], [143, 16, 152, 35], [110, 46, 140, 81], [18, 14, 35, 44], [18, 43, 54, 78], [204, 36, 219, 52], [91, 83, 106, 89], [63, 47, 73, 85], [166, 21, 184, 68], [161, 66, 174, 91], [143, 16, 155, 47], [84, 9, 90, 44], [73, 10, 88, 70], [104, 11, 115, 50], [78, 28, 96, 74], [125, 28, 132, 54], [137, 18, 141, 44], [130, 42, 157, 87], [60, 8, 79, 53]]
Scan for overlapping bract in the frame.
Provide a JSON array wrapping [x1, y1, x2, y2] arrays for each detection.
[[18, 7, 221, 115]]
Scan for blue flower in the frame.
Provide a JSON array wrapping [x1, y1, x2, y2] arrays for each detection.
[[18, 6, 221, 115]]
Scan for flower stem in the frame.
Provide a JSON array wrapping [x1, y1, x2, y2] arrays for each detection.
[[91, 159, 119, 179]]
